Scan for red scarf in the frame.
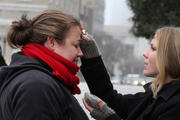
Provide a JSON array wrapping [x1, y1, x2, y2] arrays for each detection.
[[22, 43, 81, 94]]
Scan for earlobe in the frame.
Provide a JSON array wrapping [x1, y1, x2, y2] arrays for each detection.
[[45, 36, 55, 51]]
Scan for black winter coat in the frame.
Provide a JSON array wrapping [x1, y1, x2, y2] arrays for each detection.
[[80, 56, 180, 120], [0, 55, 7, 66], [0, 52, 89, 120]]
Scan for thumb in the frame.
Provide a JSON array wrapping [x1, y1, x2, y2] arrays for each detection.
[[82, 98, 93, 112], [97, 100, 105, 108]]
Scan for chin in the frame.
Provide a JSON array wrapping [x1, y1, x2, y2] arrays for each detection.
[[143, 71, 156, 78], [74, 61, 79, 65]]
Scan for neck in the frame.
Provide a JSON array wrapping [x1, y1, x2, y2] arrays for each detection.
[[164, 76, 172, 84]]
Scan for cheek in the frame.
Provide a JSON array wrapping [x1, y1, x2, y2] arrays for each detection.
[[144, 53, 159, 77], [149, 57, 156, 67], [53, 46, 72, 61], [149, 54, 157, 70], [66, 48, 78, 60]]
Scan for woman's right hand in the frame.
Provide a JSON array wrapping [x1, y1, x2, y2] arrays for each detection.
[[83, 93, 116, 120], [80, 26, 101, 59]]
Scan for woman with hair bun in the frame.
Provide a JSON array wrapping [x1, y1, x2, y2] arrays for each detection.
[[0, 9, 89, 120]]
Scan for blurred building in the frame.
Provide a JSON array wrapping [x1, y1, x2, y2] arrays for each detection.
[[103, 25, 149, 59], [103, 25, 149, 75], [0, 0, 49, 63], [79, 0, 105, 34], [79, 0, 93, 34], [92, 0, 105, 33], [49, 0, 80, 18]]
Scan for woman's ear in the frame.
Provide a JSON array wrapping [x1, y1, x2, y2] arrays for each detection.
[[44, 36, 55, 51]]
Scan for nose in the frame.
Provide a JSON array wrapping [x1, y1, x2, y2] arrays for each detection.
[[143, 50, 148, 59], [78, 48, 84, 57]]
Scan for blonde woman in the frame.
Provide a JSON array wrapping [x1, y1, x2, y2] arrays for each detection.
[[80, 27, 180, 120]]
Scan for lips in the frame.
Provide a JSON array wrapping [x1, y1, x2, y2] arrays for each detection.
[[73, 59, 78, 64], [144, 61, 148, 69], [144, 61, 148, 65]]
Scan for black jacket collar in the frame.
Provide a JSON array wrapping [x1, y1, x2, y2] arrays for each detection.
[[158, 80, 180, 101], [0, 52, 53, 92], [143, 80, 180, 101]]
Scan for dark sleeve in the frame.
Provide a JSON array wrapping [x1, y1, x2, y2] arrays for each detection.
[[11, 72, 63, 120], [81, 56, 147, 119], [106, 114, 122, 120]]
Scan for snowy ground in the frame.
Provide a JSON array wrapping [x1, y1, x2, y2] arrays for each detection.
[[74, 82, 145, 120]]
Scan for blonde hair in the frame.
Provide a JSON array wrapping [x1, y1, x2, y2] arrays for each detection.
[[151, 27, 180, 98]]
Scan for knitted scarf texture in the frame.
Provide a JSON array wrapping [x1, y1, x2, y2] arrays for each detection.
[[22, 43, 81, 94]]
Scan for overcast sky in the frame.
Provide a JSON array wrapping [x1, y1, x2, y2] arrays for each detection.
[[104, 0, 133, 26]]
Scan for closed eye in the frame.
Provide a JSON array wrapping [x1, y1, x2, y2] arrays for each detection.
[[151, 44, 156, 51], [74, 45, 78, 48]]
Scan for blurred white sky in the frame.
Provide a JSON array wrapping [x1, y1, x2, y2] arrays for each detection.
[[104, 0, 133, 26]]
